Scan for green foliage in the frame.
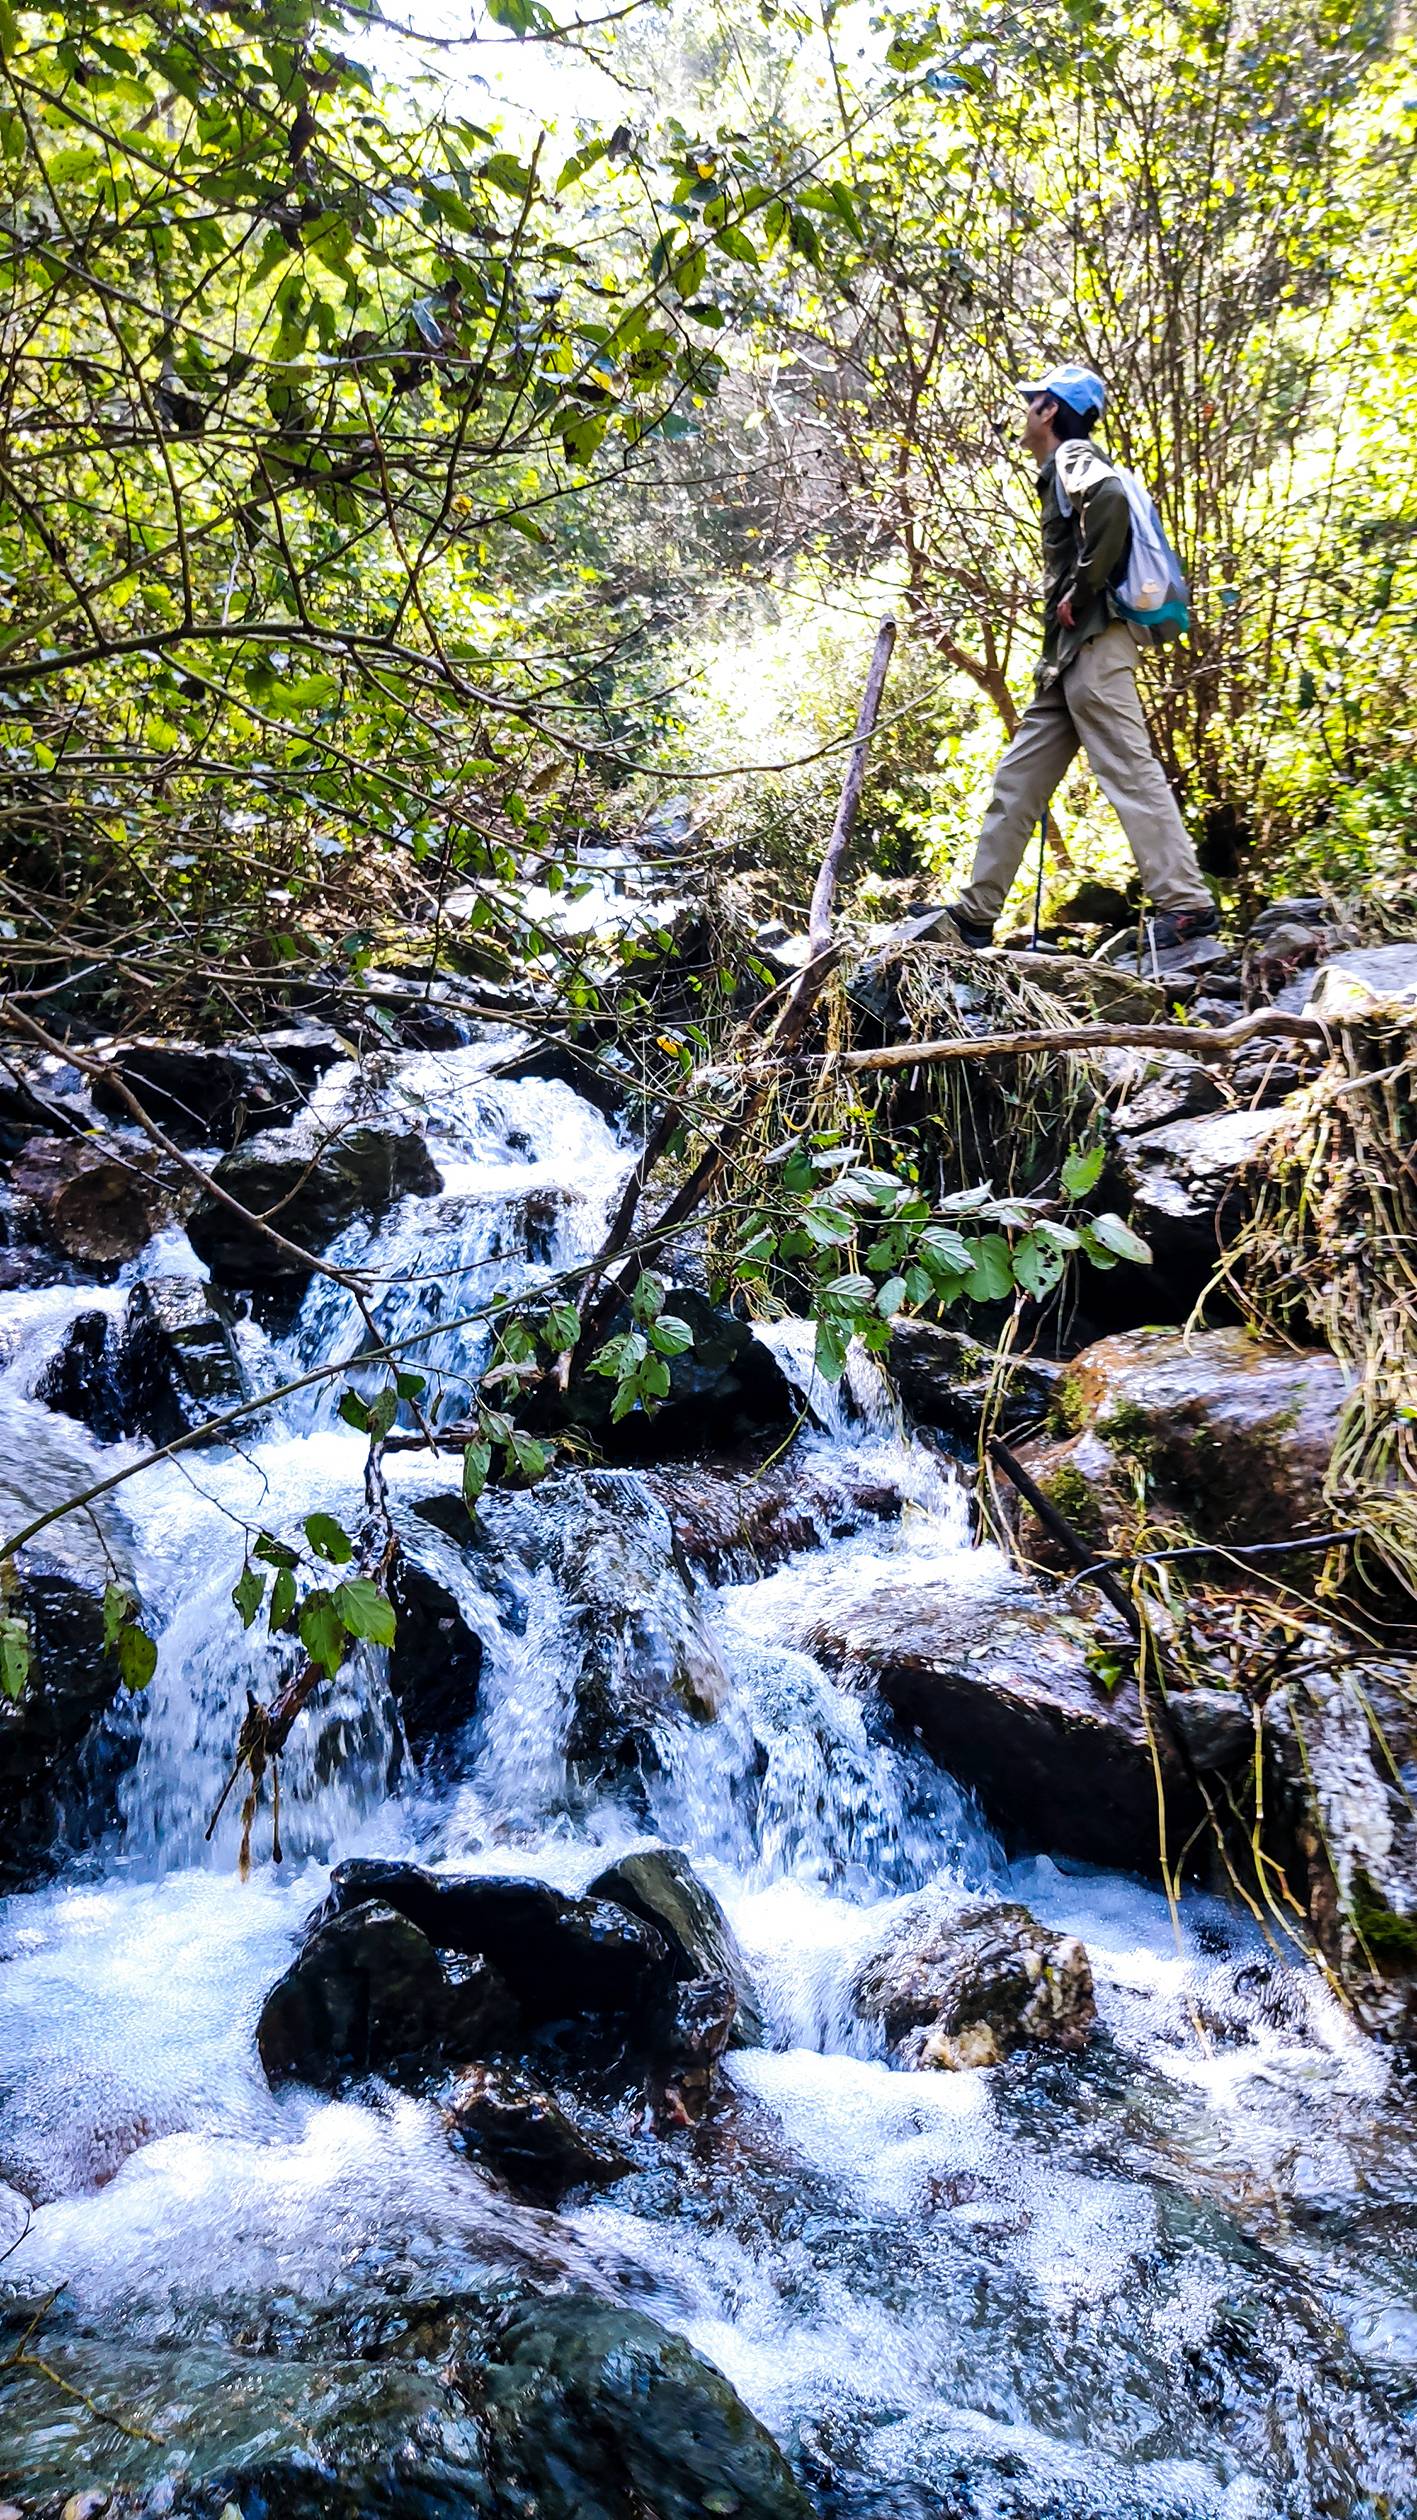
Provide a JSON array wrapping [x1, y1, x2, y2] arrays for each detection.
[[101, 1582, 157, 1691]]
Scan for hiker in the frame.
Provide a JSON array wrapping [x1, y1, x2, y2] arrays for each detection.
[[934, 363, 1217, 952]]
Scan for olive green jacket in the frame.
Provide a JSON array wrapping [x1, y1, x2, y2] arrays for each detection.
[[1036, 446, 1134, 685]]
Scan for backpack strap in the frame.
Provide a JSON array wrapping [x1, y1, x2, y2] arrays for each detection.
[[1052, 439, 1115, 517]]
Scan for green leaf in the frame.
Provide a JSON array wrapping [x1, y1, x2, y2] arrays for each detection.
[[918, 1226, 973, 1276], [0, 1613, 30, 1701], [876, 1275, 909, 1317], [118, 1623, 158, 1691], [1061, 1141, 1106, 1199], [630, 1271, 664, 1323], [395, 1371, 427, 1401], [333, 1577, 397, 1647], [648, 1313, 693, 1356], [1086, 1212, 1153, 1266], [304, 1511, 353, 1564], [102, 1581, 133, 1650], [367, 1388, 399, 1440], [338, 1391, 370, 1432], [963, 1233, 1014, 1303], [1011, 1232, 1068, 1300], [813, 1318, 849, 1383], [232, 1563, 266, 1629], [254, 1533, 300, 1569], [270, 1565, 298, 1632], [544, 1302, 581, 1352], [507, 1430, 551, 1481], [462, 1439, 493, 1504], [299, 1587, 346, 1673]]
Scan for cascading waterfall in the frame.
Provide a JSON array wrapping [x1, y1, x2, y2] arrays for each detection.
[[2, 1035, 1416, 2519]]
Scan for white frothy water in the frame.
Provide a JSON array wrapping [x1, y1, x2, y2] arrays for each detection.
[[2, 1035, 1415, 2518]]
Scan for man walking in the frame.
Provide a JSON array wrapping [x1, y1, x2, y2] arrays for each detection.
[[936, 364, 1216, 951]]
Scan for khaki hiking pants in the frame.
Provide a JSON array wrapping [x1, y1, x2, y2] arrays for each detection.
[[956, 622, 1211, 929]]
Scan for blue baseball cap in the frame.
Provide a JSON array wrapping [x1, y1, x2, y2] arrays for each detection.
[[1017, 362, 1106, 420]]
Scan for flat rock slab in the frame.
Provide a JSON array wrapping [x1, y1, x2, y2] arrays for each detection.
[[1029, 1326, 1349, 1550]]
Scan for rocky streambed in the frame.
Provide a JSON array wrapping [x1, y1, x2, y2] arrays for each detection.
[[2, 1010, 1417, 2520]]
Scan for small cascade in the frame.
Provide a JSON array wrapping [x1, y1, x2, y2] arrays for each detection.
[[3, 1026, 1417, 2520]]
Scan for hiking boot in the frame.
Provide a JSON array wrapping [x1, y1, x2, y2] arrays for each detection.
[[1145, 905, 1219, 951], [894, 901, 995, 950]]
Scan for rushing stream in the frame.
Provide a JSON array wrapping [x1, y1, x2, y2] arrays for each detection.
[[2, 1037, 1416, 2517]]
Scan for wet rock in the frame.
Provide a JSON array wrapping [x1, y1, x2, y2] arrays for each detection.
[[119, 1276, 245, 1442], [641, 1451, 902, 1583], [256, 1899, 518, 2089], [318, 1857, 675, 2022], [187, 1119, 442, 1286], [1264, 1663, 1417, 2045], [0, 1554, 137, 1890], [1054, 878, 1136, 929], [1169, 1685, 1255, 1773], [5, 2286, 811, 2520], [477, 2292, 814, 2520], [35, 1279, 245, 1448], [809, 1576, 1193, 1870], [888, 1321, 1064, 1444], [1105, 1103, 1289, 1293], [532, 1286, 797, 1460], [660, 1972, 738, 2121], [385, 1548, 483, 1765], [89, 1032, 339, 1150], [1102, 1048, 1227, 1136], [1243, 897, 1333, 1008], [854, 1893, 1095, 2069], [587, 1846, 767, 2047], [35, 1308, 128, 1443], [1306, 940, 1417, 1019], [12, 1132, 168, 1268], [444, 2062, 628, 2201], [1020, 1327, 1347, 1561]]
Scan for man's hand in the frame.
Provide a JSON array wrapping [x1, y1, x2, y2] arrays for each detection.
[[1057, 589, 1077, 630]]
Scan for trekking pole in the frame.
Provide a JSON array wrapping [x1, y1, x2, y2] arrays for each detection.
[[1030, 814, 1047, 952]]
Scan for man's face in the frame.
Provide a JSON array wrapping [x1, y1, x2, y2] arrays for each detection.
[[1020, 393, 1056, 460]]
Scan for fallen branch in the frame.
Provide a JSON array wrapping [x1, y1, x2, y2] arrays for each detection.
[[832, 1006, 1328, 1076]]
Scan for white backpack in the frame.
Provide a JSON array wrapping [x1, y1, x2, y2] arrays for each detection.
[[1054, 440, 1190, 639]]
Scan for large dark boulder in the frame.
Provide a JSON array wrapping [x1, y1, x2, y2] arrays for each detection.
[[188, 1120, 442, 1285], [90, 1029, 342, 1149], [257, 1899, 518, 2089], [34, 1306, 129, 1442], [587, 1846, 766, 2048], [1018, 1327, 1348, 1563], [317, 1857, 675, 2022], [0, 1553, 137, 1888], [854, 1893, 1095, 2071], [35, 1277, 246, 1447]]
